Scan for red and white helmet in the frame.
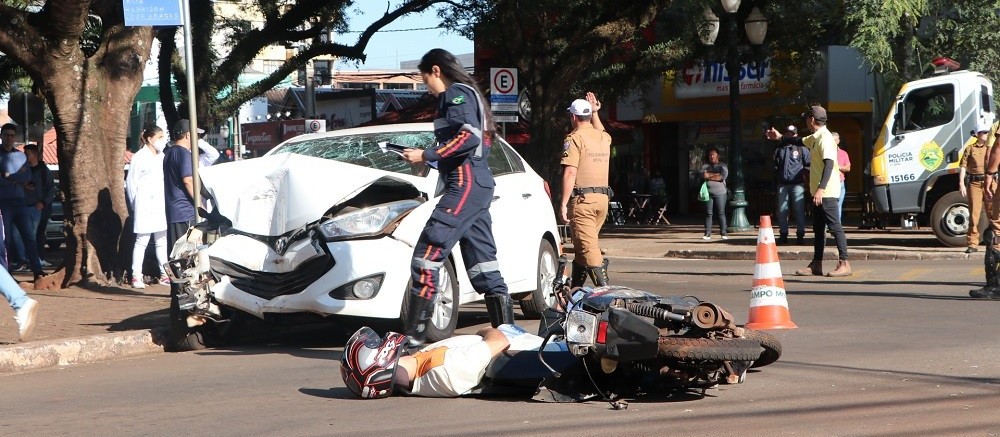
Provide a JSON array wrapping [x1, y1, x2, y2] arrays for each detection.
[[341, 327, 407, 399]]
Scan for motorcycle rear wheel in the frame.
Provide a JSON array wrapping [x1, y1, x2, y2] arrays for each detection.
[[739, 328, 782, 368], [657, 337, 761, 361]]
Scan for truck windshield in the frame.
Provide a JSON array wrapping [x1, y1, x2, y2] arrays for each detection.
[[900, 84, 955, 133]]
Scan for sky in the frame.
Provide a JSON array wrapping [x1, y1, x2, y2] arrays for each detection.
[[337, 2, 474, 70]]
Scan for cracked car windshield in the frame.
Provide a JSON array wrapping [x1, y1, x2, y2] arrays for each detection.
[[269, 131, 436, 175]]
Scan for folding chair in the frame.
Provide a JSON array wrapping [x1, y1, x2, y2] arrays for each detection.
[[650, 196, 671, 225]]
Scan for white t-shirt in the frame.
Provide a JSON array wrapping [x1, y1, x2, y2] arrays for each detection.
[[406, 335, 493, 397]]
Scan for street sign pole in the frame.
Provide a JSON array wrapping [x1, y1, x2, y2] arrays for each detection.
[[180, 0, 201, 219]]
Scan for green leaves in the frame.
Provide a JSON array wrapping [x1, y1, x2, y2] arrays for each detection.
[[846, 0, 1000, 84]]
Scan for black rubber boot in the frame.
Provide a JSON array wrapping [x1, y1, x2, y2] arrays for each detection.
[[570, 262, 588, 287], [404, 293, 435, 347], [485, 293, 515, 327], [969, 286, 1000, 299], [587, 265, 610, 287], [986, 243, 999, 287]]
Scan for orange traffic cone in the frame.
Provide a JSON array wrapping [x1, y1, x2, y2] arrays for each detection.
[[745, 215, 798, 329]]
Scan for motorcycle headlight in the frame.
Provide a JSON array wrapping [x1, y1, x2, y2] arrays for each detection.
[[319, 199, 422, 241]]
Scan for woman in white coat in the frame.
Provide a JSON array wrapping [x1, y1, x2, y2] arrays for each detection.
[[125, 126, 170, 288]]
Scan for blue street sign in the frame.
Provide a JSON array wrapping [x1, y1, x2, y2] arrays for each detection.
[[123, 0, 182, 27], [489, 94, 518, 104]]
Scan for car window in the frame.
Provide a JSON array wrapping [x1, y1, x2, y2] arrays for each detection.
[[268, 131, 436, 175], [500, 141, 525, 173], [487, 139, 524, 176]]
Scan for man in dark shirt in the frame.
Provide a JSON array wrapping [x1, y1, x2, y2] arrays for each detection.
[[0, 124, 42, 278], [163, 119, 201, 252], [23, 143, 54, 266], [773, 125, 810, 245], [163, 119, 204, 349]]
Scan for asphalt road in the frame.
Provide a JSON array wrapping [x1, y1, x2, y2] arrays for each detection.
[[2, 257, 998, 437]]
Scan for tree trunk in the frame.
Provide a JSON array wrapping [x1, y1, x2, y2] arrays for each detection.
[[33, 28, 153, 290]]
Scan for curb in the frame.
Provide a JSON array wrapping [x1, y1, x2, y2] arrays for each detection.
[[0, 327, 167, 375], [662, 250, 974, 261]]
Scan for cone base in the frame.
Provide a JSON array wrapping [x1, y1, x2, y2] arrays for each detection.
[[746, 305, 798, 330]]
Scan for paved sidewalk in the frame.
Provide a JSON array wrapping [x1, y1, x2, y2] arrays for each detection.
[[0, 216, 979, 374], [592, 221, 973, 261]]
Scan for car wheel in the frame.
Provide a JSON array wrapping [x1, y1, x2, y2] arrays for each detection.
[[400, 260, 459, 342], [519, 239, 558, 319]]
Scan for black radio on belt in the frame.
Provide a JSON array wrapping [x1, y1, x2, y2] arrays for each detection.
[[573, 186, 612, 196], [968, 174, 986, 182]]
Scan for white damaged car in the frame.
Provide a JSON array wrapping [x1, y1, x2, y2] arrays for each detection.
[[166, 123, 562, 350]]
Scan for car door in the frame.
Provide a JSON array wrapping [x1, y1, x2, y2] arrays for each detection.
[[485, 141, 531, 289]]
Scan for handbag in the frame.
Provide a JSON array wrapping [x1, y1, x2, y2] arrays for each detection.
[[698, 181, 710, 202]]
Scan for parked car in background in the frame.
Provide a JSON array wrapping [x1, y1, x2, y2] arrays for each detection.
[[168, 123, 562, 350]]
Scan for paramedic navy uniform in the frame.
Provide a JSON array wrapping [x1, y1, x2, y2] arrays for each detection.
[[407, 83, 509, 337]]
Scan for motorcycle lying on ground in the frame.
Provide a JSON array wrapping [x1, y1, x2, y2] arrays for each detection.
[[475, 256, 782, 406]]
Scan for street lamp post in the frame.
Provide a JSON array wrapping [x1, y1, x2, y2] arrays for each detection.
[[702, 1, 767, 233], [219, 124, 230, 153]]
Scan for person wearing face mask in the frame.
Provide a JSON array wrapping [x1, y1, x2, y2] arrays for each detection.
[[125, 125, 171, 289]]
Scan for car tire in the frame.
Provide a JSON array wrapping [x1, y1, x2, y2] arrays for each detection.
[[519, 239, 558, 319], [399, 259, 459, 342]]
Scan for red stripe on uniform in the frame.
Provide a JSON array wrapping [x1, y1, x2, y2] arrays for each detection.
[[453, 163, 473, 215], [436, 131, 471, 157]]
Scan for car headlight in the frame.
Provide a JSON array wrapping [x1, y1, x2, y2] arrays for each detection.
[[319, 199, 422, 241]]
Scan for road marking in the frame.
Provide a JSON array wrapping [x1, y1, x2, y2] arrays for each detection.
[[899, 268, 930, 282]]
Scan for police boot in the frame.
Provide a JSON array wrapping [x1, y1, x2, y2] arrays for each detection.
[[587, 265, 610, 287], [969, 286, 1000, 299], [570, 262, 588, 287], [985, 243, 999, 287], [484, 293, 515, 327], [403, 292, 436, 347]]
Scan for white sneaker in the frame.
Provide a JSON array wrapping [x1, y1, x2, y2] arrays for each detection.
[[15, 298, 38, 341], [702, 235, 711, 240], [157, 275, 171, 286], [131, 278, 146, 289], [39, 260, 52, 268], [722, 235, 729, 240]]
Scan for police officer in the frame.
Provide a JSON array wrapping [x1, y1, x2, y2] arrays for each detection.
[[559, 92, 613, 286], [973, 130, 1000, 299], [959, 122, 991, 254], [401, 49, 513, 345]]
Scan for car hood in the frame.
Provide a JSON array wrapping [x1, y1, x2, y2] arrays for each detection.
[[200, 153, 429, 236]]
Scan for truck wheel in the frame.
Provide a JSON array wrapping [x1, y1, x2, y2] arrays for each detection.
[[930, 191, 989, 247]]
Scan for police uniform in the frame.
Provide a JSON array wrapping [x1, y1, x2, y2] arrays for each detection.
[[561, 123, 612, 286], [405, 82, 513, 343], [961, 139, 990, 249], [973, 132, 1000, 298]]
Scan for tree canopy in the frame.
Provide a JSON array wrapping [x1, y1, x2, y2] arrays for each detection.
[[157, 0, 448, 128]]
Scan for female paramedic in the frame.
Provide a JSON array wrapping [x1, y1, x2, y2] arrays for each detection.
[[400, 49, 514, 345]]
